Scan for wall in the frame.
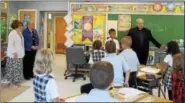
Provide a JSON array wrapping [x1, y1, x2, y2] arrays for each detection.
[[8, 1, 68, 30], [7, 1, 68, 48]]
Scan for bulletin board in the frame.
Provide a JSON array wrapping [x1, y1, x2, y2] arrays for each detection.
[[72, 14, 106, 45], [0, 2, 8, 42]]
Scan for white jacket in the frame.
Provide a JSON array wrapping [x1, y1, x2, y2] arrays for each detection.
[[7, 30, 25, 58]]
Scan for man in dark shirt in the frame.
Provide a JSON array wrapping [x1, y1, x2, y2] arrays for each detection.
[[128, 18, 166, 65]]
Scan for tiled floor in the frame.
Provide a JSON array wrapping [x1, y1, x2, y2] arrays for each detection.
[[9, 54, 168, 102]]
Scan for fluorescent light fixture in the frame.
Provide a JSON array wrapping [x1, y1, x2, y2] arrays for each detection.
[[48, 13, 52, 19]]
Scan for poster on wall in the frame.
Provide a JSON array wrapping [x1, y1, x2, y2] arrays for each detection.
[[72, 14, 105, 45], [93, 15, 105, 44], [0, 2, 8, 42], [107, 20, 117, 38], [18, 9, 37, 29], [82, 16, 93, 42], [118, 15, 131, 31], [8, 14, 17, 30]]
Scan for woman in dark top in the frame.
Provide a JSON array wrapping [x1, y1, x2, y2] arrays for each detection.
[[22, 21, 39, 80]]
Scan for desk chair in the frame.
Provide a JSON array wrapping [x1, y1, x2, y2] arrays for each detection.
[[64, 44, 86, 76], [65, 47, 87, 82]]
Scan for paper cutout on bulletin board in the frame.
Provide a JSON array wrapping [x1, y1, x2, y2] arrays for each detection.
[[82, 16, 93, 41], [175, 5, 181, 13], [107, 20, 117, 37], [161, 6, 167, 13], [167, 2, 176, 11]]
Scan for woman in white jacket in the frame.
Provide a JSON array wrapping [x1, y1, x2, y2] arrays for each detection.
[[5, 20, 25, 88]]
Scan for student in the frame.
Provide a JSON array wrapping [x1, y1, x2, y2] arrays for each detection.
[[75, 61, 120, 102], [102, 41, 130, 87], [89, 40, 106, 64], [157, 41, 180, 100], [106, 28, 120, 52], [81, 40, 106, 94], [33, 49, 64, 102], [119, 36, 140, 88], [172, 53, 185, 103]]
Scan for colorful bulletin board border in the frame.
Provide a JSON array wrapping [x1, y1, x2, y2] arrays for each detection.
[[18, 9, 37, 29], [70, 2, 184, 15]]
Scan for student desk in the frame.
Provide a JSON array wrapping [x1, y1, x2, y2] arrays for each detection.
[[137, 65, 166, 98], [64, 88, 172, 102]]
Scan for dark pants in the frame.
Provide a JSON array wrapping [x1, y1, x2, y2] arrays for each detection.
[[137, 51, 148, 65], [129, 71, 137, 88], [168, 89, 172, 100], [23, 50, 37, 80]]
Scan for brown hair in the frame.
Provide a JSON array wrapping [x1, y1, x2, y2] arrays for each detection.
[[90, 61, 114, 89], [173, 53, 184, 83], [93, 40, 102, 50], [105, 41, 116, 53], [11, 20, 23, 29], [121, 36, 132, 47]]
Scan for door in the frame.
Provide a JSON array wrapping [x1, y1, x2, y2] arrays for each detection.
[[55, 17, 67, 54]]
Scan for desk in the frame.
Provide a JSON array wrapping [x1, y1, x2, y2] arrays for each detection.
[[64, 88, 172, 102], [137, 66, 166, 98]]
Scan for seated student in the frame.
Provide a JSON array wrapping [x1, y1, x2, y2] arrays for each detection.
[[81, 40, 106, 94], [106, 28, 120, 52], [75, 61, 120, 102], [172, 53, 185, 103], [102, 41, 130, 87], [157, 41, 180, 100], [119, 36, 140, 88], [89, 40, 106, 64], [33, 49, 64, 102]]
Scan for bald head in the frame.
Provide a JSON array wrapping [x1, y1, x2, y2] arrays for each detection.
[[136, 18, 144, 30], [27, 21, 34, 30]]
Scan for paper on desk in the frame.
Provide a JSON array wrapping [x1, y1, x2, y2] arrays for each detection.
[[140, 67, 160, 74], [137, 96, 155, 102], [137, 72, 146, 77], [117, 88, 145, 100], [65, 96, 80, 102]]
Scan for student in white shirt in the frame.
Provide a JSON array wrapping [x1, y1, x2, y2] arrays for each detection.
[[33, 49, 64, 102], [75, 61, 120, 102], [5, 20, 24, 88], [157, 41, 180, 100], [119, 36, 140, 88], [102, 41, 130, 87], [106, 28, 120, 52]]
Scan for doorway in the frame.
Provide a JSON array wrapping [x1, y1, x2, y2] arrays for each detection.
[[55, 16, 67, 54], [42, 11, 67, 54]]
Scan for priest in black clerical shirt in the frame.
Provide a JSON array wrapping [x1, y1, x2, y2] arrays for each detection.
[[128, 18, 166, 65]]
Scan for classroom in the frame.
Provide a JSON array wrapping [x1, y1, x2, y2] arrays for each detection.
[[0, 0, 184, 102]]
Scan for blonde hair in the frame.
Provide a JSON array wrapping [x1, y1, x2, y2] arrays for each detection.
[[34, 49, 54, 75], [121, 36, 132, 47]]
